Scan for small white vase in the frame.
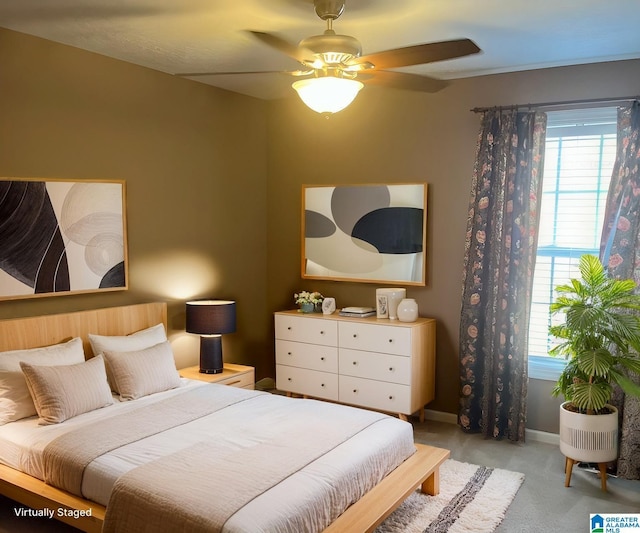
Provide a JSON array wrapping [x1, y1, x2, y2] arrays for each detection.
[[397, 298, 418, 322]]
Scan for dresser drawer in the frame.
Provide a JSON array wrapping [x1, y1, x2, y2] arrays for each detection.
[[339, 322, 411, 356], [276, 365, 338, 401], [339, 348, 410, 385], [275, 315, 338, 346], [276, 340, 338, 373], [339, 375, 411, 414]]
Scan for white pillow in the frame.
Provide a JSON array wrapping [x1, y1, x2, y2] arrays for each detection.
[[89, 323, 167, 391], [0, 338, 85, 425], [20, 355, 114, 425], [88, 323, 167, 356], [102, 341, 181, 401]]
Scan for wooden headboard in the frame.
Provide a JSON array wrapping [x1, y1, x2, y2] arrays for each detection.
[[0, 302, 167, 357]]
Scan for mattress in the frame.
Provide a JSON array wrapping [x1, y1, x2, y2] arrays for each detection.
[[0, 379, 416, 533]]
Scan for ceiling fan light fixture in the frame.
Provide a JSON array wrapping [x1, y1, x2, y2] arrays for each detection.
[[292, 76, 363, 114]]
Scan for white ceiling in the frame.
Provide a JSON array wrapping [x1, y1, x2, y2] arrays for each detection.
[[1, 0, 639, 100]]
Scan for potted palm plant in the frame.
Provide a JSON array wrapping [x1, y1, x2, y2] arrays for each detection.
[[549, 254, 640, 489]]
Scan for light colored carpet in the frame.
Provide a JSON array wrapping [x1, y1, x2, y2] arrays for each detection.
[[377, 459, 524, 533]]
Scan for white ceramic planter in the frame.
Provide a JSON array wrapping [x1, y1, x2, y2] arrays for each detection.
[[559, 401, 618, 463]]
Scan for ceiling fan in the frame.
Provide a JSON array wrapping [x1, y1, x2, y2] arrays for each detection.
[[178, 0, 481, 114]]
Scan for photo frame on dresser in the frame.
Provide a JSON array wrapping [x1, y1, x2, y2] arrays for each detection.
[[302, 183, 427, 285], [0, 178, 128, 300]]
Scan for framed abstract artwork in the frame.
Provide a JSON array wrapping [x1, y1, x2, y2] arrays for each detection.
[[0, 178, 128, 300], [302, 183, 427, 285]]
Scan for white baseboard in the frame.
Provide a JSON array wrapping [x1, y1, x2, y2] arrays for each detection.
[[525, 428, 560, 445], [424, 409, 560, 445]]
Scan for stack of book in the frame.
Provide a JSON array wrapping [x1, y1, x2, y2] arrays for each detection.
[[338, 306, 376, 318]]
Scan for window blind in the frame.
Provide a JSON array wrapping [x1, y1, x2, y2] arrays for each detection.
[[528, 107, 617, 379]]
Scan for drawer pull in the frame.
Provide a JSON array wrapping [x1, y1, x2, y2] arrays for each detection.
[[287, 326, 292, 330], [320, 330, 325, 335], [388, 339, 393, 343], [352, 361, 357, 365], [320, 357, 325, 361], [226, 379, 241, 386], [388, 395, 394, 400], [353, 334, 357, 338], [352, 389, 358, 393], [287, 377, 292, 382], [389, 367, 394, 372], [287, 351, 292, 356], [321, 383, 325, 388]]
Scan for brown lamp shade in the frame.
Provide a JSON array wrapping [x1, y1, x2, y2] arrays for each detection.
[[186, 300, 236, 335]]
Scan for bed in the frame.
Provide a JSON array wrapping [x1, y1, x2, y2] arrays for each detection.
[[0, 302, 450, 532]]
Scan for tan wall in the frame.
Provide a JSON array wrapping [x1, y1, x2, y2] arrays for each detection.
[[266, 59, 640, 431], [2, 25, 639, 432], [0, 28, 270, 378]]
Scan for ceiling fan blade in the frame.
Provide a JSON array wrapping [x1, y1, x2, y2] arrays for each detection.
[[247, 31, 313, 64], [355, 38, 480, 70], [364, 70, 449, 93], [343, 61, 375, 72]]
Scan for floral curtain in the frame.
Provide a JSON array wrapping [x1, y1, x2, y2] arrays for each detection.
[[599, 101, 640, 479], [459, 110, 547, 441]]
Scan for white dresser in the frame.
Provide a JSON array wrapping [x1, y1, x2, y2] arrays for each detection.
[[275, 310, 435, 421]]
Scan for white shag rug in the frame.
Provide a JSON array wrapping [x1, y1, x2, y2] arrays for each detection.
[[376, 459, 524, 533]]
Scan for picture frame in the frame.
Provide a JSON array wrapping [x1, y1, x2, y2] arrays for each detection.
[[302, 183, 427, 285], [0, 178, 128, 300], [376, 293, 389, 319]]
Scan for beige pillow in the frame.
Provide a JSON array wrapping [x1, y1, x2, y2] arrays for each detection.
[[0, 338, 85, 425], [103, 341, 181, 401], [88, 323, 167, 356], [89, 323, 167, 392], [20, 355, 114, 425]]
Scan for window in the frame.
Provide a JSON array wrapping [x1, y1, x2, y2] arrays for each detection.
[[528, 107, 617, 380]]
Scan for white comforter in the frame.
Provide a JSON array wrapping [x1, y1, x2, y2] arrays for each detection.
[[0, 379, 416, 533]]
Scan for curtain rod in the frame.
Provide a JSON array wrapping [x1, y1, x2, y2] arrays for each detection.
[[471, 95, 639, 113]]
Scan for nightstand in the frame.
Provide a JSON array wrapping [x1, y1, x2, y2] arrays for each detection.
[[179, 363, 255, 389]]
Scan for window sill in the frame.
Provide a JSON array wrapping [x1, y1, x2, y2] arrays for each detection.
[[528, 355, 566, 381]]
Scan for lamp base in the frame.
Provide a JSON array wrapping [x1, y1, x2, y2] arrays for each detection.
[[199, 335, 223, 374], [199, 368, 223, 375]]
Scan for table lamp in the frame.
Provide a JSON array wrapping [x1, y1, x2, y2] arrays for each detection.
[[186, 300, 236, 374]]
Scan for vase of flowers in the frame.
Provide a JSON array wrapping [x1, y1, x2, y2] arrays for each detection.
[[294, 291, 324, 313]]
